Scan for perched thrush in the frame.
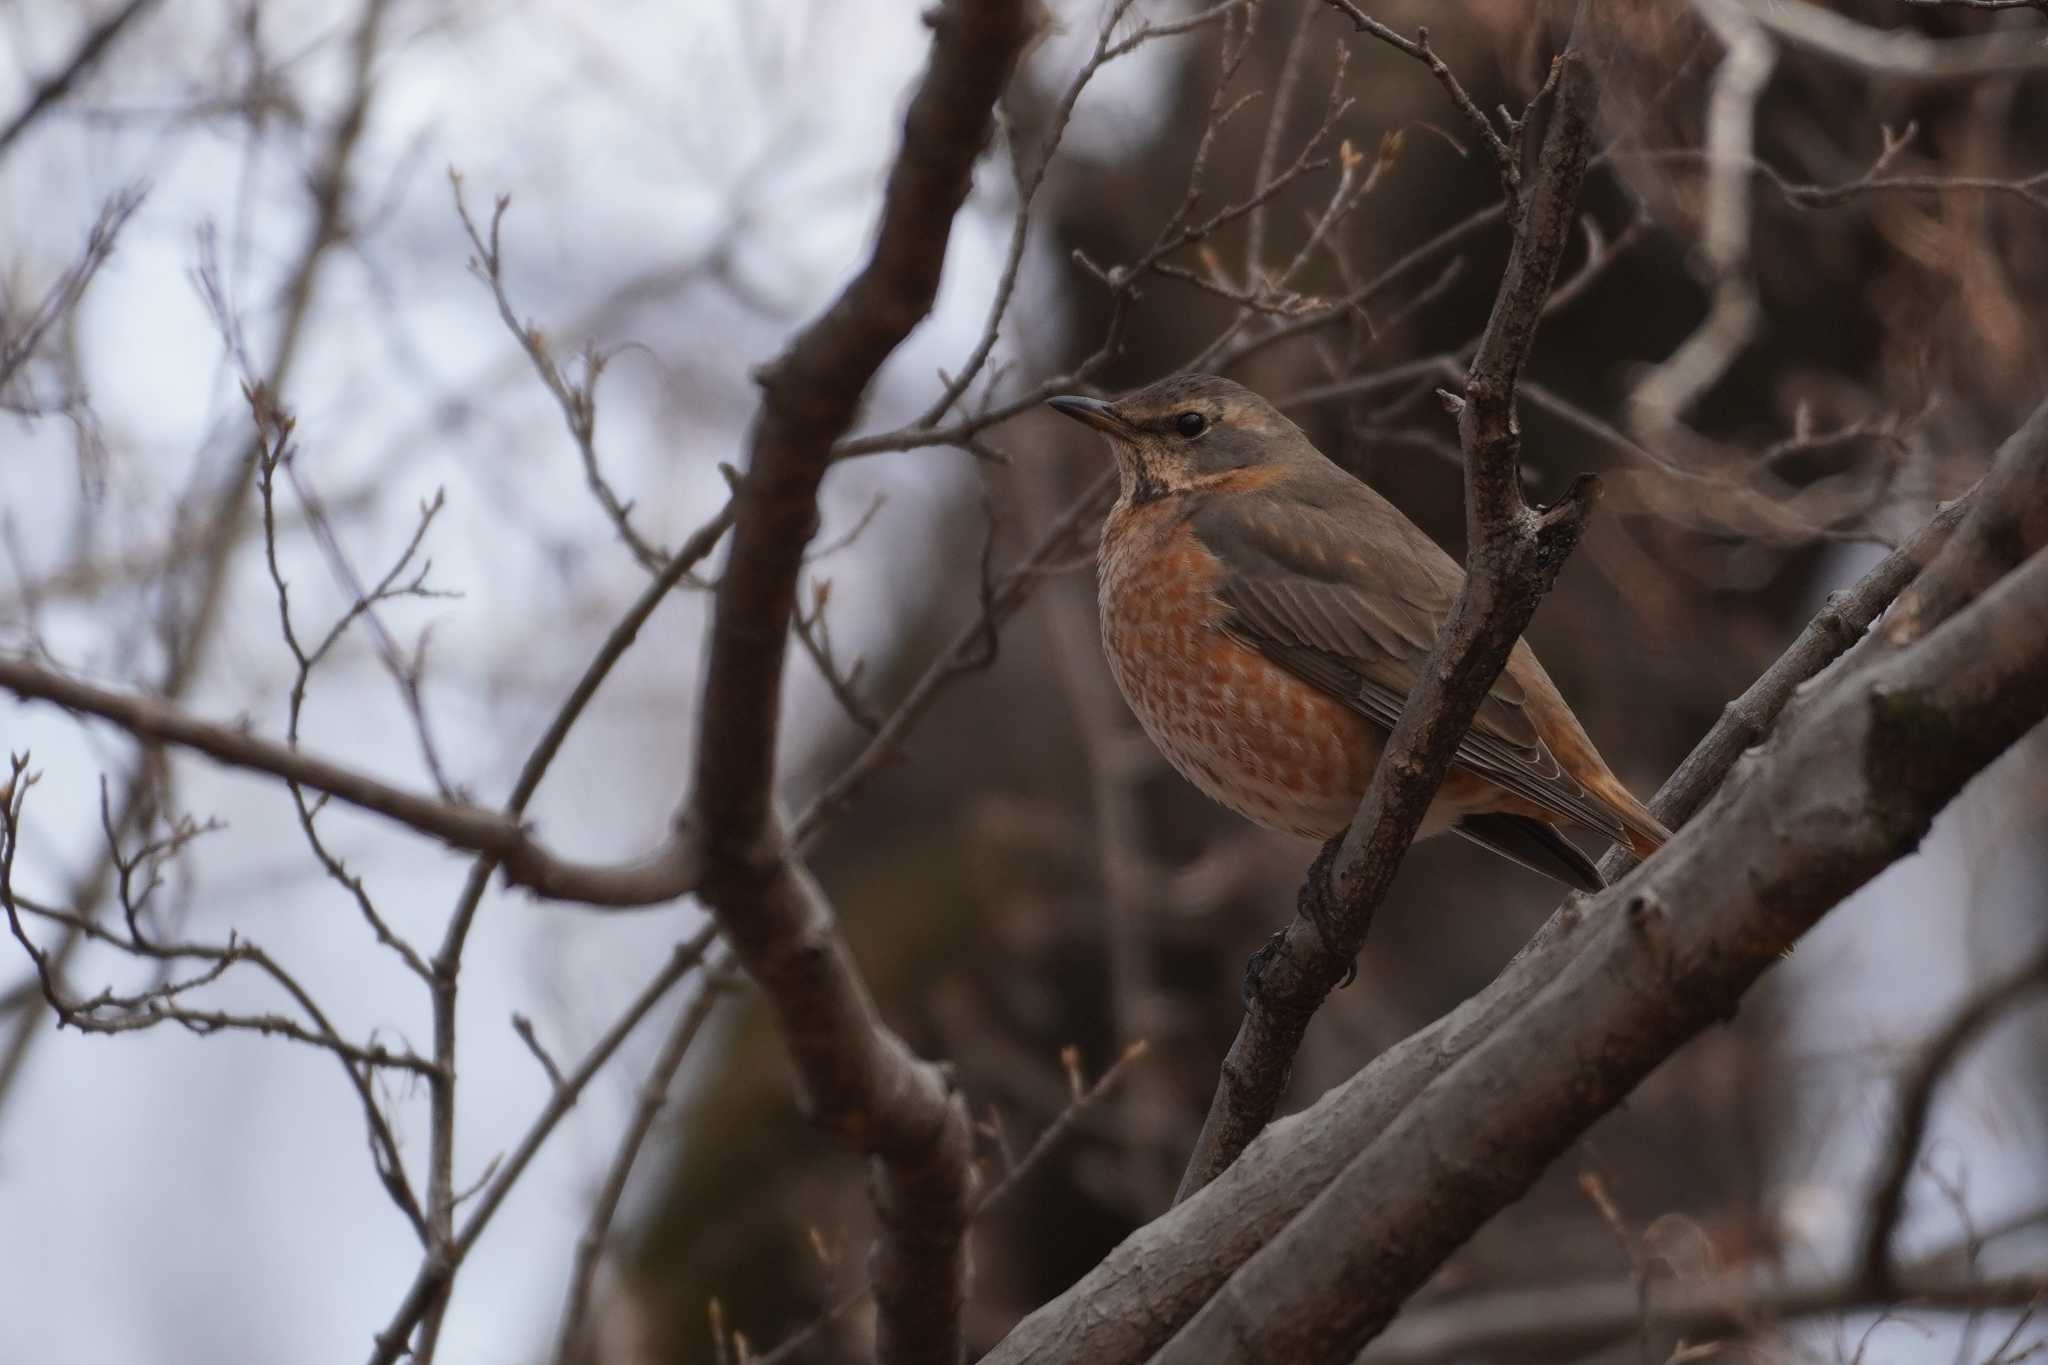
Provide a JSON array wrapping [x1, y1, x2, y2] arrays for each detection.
[[1049, 373, 1668, 892]]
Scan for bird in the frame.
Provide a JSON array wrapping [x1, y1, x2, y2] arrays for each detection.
[[1048, 373, 1667, 893]]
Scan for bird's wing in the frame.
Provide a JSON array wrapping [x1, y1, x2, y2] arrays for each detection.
[[1189, 480, 1628, 842]]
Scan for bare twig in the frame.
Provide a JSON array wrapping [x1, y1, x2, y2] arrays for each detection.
[[910, 0, 1247, 431], [1318, 3, 1525, 213], [366, 928, 719, 1365], [0, 188, 145, 400], [0, 0, 393, 1125], [1859, 948, 2048, 1295], [833, 0, 1336, 467], [792, 578, 881, 734], [0, 0, 161, 155], [550, 956, 739, 1365], [251, 391, 440, 980], [0, 758, 430, 1236], [0, 654, 694, 898], [980, 1039, 1152, 1215]]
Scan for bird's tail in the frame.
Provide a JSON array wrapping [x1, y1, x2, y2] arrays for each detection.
[[1588, 771, 1671, 861]]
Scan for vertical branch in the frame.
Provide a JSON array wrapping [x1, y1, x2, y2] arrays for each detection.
[[1628, 0, 1774, 438], [685, 3, 1034, 1362]]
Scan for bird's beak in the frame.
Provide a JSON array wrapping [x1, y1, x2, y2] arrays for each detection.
[[1047, 394, 1129, 435]]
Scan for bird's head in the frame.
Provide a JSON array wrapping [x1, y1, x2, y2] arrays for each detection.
[[1048, 373, 1313, 506]]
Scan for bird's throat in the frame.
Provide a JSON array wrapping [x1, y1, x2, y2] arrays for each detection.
[[1128, 461, 1169, 507]]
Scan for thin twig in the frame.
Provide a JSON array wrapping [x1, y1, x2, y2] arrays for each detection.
[[550, 956, 740, 1365], [366, 927, 719, 1365], [1859, 948, 2048, 1295]]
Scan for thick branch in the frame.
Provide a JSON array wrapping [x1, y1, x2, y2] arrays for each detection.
[[1747, 0, 2048, 80], [682, 4, 1033, 1363], [978, 481, 2040, 1365], [0, 0, 160, 155], [1175, 7, 1601, 1201]]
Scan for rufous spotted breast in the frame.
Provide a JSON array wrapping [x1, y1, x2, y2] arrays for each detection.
[[1050, 373, 1667, 892]]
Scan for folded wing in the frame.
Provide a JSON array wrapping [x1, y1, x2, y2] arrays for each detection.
[[1189, 477, 1630, 846]]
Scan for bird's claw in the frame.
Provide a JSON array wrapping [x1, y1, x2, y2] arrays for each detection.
[[1241, 928, 1288, 1009], [1242, 928, 1358, 1008]]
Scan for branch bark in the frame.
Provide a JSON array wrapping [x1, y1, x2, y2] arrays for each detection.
[[1176, 5, 1602, 1201], [0, 0, 161, 155], [680, 4, 1033, 1362]]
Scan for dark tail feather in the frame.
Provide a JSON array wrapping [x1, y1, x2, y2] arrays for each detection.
[[1454, 814, 1604, 893]]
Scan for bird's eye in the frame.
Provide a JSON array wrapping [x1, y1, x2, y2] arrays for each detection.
[[1174, 411, 1208, 438]]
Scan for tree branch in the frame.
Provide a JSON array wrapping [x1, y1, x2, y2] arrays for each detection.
[[1176, 4, 1602, 1202], [682, 3, 1034, 1362], [550, 957, 740, 1364], [0, 653, 703, 907], [0, 0, 161, 156], [1858, 947, 2048, 1295]]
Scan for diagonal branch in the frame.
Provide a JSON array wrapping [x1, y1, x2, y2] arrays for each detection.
[[1882, 395, 2048, 648], [1176, 3, 1602, 1202]]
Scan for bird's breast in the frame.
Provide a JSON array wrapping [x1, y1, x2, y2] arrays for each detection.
[[1096, 513, 1381, 839]]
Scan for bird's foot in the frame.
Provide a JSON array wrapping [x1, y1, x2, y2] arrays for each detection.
[[1241, 929, 1358, 1010], [1296, 836, 1358, 989], [1241, 928, 1288, 1010]]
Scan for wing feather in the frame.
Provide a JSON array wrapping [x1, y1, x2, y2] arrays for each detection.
[[1190, 478, 1626, 842]]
